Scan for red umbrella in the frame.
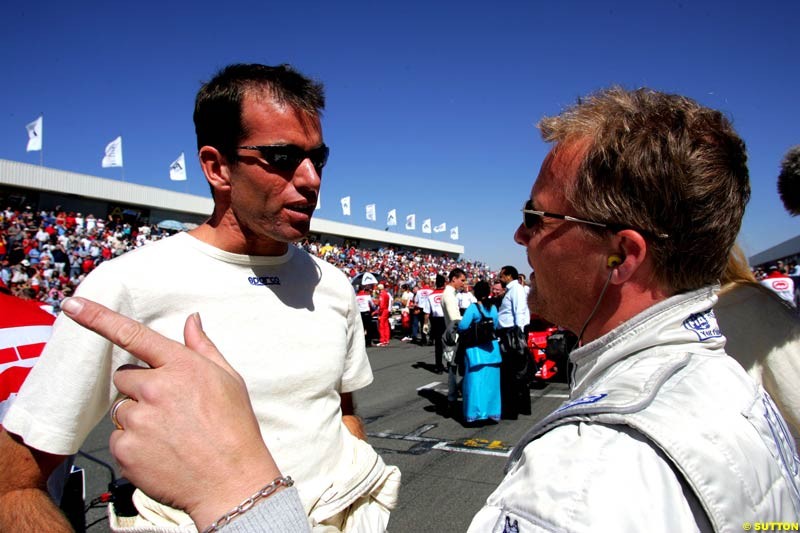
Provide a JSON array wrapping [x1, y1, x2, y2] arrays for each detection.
[[0, 292, 55, 417]]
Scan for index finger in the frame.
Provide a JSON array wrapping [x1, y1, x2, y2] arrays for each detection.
[[61, 297, 185, 369]]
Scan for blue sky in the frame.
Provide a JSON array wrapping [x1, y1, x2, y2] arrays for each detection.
[[1, 0, 798, 271]]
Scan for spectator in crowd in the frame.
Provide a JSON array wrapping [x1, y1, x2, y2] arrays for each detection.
[[375, 283, 392, 346], [457, 283, 476, 313], [517, 273, 530, 298], [425, 275, 447, 372], [414, 277, 434, 345], [489, 278, 505, 309], [443, 268, 465, 411], [496, 265, 531, 419], [399, 284, 415, 342], [458, 280, 501, 423], [355, 283, 376, 345]]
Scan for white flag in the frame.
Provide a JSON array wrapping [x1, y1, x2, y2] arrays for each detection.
[[433, 222, 447, 233], [366, 203, 376, 221], [405, 214, 415, 230], [387, 209, 397, 226], [340, 196, 351, 216], [422, 218, 432, 234], [102, 136, 123, 168], [450, 226, 459, 240], [169, 153, 187, 181], [26, 116, 43, 152]]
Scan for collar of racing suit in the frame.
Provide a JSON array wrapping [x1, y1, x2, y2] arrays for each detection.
[[568, 286, 723, 398]]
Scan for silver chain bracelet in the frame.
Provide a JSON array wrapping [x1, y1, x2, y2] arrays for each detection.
[[202, 475, 294, 533]]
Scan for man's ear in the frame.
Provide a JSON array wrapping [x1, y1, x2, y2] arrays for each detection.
[[609, 229, 648, 284], [199, 146, 231, 194]]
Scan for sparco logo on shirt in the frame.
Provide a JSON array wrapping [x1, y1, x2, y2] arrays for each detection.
[[248, 276, 281, 286]]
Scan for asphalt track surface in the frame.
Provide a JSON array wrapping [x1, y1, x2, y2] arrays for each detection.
[[76, 339, 571, 533]]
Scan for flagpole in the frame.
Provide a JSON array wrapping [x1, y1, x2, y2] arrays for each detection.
[[39, 112, 44, 166]]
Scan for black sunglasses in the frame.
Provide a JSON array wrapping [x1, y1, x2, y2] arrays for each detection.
[[521, 200, 669, 239], [237, 144, 329, 173]]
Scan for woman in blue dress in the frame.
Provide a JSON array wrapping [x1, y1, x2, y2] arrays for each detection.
[[458, 281, 502, 422]]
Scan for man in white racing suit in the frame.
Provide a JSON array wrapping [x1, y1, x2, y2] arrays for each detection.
[[57, 86, 800, 532], [469, 287, 799, 531]]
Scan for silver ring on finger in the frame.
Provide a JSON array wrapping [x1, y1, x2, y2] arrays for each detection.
[[110, 396, 134, 430]]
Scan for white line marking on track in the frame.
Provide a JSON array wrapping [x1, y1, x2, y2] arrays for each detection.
[[432, 442, 510, 457], [407, 424, 438, 437], [416, 381, 442, 391]]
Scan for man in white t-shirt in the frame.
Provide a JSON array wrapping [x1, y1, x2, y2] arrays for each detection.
[[414, 280, 434, 344], [1, 63, 399, 532], [425, 275, 446, 372], [355, 284, 377, 345], [456, 285, 476, 313]]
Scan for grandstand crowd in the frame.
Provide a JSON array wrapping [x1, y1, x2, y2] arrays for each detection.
[[0, 205, 496, 313]]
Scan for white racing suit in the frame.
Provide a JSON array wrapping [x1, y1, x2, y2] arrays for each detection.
[[469, 287, 800, 532]]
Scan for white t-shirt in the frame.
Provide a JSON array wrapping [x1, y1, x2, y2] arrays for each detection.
[[5, 232, 374, 516], [355, 292, 374, 313], [457, 291, 476, 310], [400, 290, 414, 308], [415, 287, 433, 310], [426, 289, 444, 318]]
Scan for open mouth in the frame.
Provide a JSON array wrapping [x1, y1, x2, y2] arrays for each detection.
[[286, 202, 316, 216]]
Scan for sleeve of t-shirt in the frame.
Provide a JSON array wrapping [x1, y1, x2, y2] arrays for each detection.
[[443, 289, 461, 322], [512, 286, 529, 326], [3, 261, 138, 455], [340, 287, 373, 394], [421, 297, 431, 314]]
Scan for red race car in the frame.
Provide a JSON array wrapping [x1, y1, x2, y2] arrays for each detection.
[[527, 316, 577, 384]]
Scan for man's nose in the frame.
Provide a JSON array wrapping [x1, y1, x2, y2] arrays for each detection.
[[514, 223, 530, 246], [293, 158, 321, 190]]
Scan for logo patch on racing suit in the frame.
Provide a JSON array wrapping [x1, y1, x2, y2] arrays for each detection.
[[502, 516, 519, 533], [772, 279, 790, 291], [248, 276, 281, 286], [682, 310, 722, 341], [556, 393, 608, 413]]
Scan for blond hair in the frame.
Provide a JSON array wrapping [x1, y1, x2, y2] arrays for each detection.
[[539, 87, 750, 293]]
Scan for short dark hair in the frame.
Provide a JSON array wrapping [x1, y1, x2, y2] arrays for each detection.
[[435, 274, 446, 289], [473, 280, 491, 302], [448, 268, 465, 282], [194, 64, 325, 164], [500, 265, 519, 279]]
